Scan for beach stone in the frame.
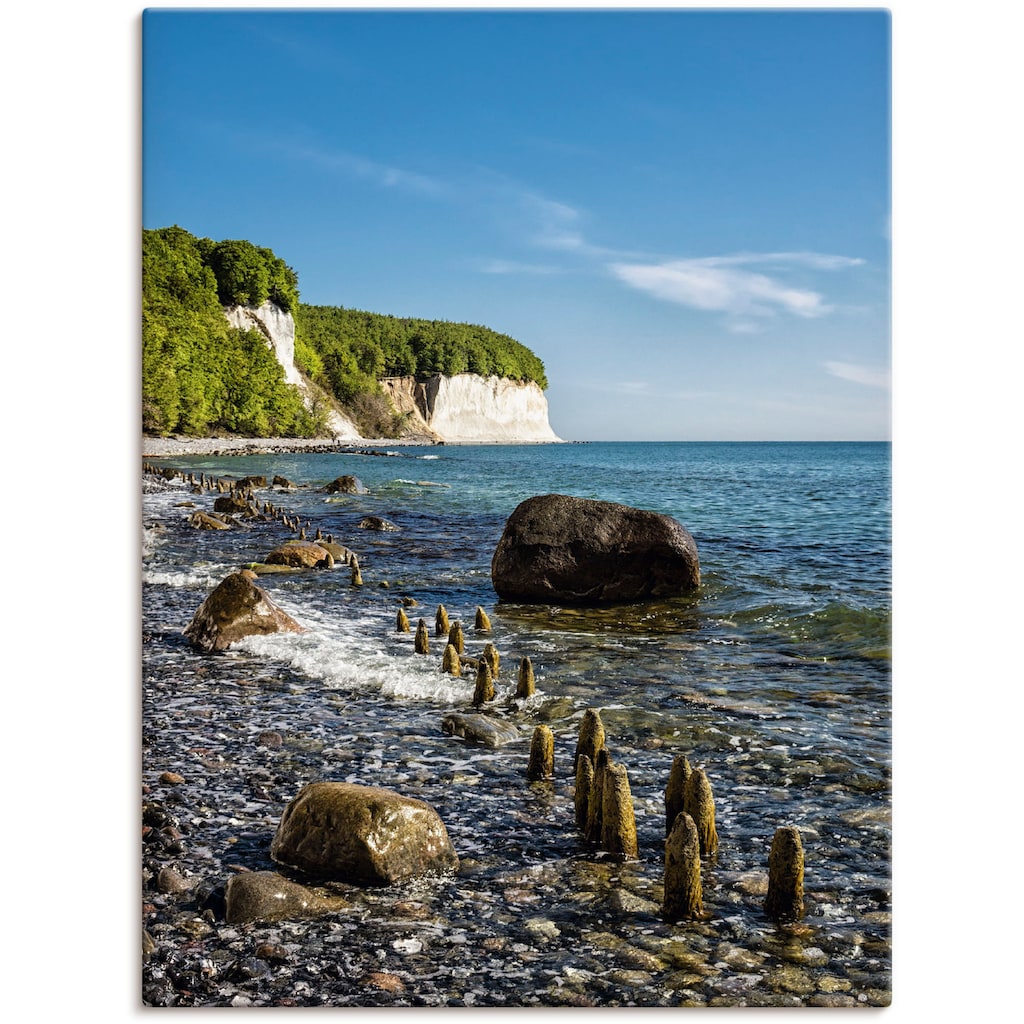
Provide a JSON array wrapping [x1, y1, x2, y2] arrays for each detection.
[[184, 572, 304, 652], [491, 494, 700, 604], [188, 511, 232, 530], [270, 781, 459, 885], [156, 867, 192, 894], [213, 492, 250, 514], [256, 730, 284, 748], [325, 475, 368, 495], [358, 516, 399, 531], [272, 475, 296, 489], [224, 870, 348, 924], [442, 713, 520, 748], [264, 540, 334, 569], [315, 540, 348, 562]]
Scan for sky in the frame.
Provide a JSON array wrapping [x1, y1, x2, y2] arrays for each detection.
[[142, 7, 891, 441]]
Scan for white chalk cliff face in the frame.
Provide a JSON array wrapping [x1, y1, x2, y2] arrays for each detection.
[[223, 302, 561, 443], [223, 302, 361, 439], [381, 375, 562, 443]]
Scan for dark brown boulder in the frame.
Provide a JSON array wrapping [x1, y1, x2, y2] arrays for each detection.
[[325, 475, 368, 495], [224, 871, 348, 925], [183, 572, 304, 652], [213, 492, 249, 514], [358, 516, 399, 532], [270, 782, 459, 886], [264, 540, 335, 569], [491, 494, 700, 605]]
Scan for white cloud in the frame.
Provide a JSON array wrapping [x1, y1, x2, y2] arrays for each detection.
[[824, 361, 891, 389], [609, 258, 831, 319]]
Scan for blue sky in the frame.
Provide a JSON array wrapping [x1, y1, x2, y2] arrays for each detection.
[[143, 8, 890, 441]]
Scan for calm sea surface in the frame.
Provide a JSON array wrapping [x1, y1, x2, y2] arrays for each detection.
[[142, 441, 891, 1007]]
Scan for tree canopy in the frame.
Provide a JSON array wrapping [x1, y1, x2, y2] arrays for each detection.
[[142, 226, 314, 436], [142, 225, 550, 438]]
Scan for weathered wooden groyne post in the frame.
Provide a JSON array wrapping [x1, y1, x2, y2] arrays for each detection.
[[574, 708, 605, 774], [482, 643, 500, 680], [396, 608, 411, 632], [515, 656, 535, 698], [414, 619, 430, 654], [575, 754, 595, 829], [448, 621, 465, 655], [665, 754, 692, 835], [600, 761, 638, 859], [527, 725, 554, 780], [435, 604, 450, 637], [764, 826, 804, 921], [663, 812, 704, 922], [683, 767, 718, 856], [472, 660, 494, 706], [442, 643, 461, 677], [584, 748, 610, 843], [474, 606, 491, 631]]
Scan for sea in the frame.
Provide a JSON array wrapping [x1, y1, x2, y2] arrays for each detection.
[[141, 440, 891, 1007]]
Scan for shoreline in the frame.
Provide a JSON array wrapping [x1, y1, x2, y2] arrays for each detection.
[[141, 434, 568, 458]]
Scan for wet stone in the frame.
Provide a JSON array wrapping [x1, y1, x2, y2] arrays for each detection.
[[256, 730, 284, 748]]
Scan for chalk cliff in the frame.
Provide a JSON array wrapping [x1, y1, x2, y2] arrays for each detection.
[[381, 375, 561, 443], [223, 302, 560, 443], [224, 302, 361, 439]]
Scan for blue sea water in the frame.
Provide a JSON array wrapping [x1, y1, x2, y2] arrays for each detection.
[[142, 441, 891, 1006]]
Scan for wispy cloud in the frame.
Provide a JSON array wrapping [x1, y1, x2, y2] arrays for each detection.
[[824, 361, 891, 389], [272, 140, 448, 198], [609, 258, 832, 321]]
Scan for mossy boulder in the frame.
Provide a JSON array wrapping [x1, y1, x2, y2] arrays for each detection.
[[270, 782, 459, 886], [264, 540, 335, 569], [225, 871, 348, 924], [491, 493, 700, 605], [188, 511, 232, 530], [358, 516, 400, 532], [441, 713, 521, 748], [325, 475, 368, 495], [213, 492, 250, 514], [183, 572, 304, 652]]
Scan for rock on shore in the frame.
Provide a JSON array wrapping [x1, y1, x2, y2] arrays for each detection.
[[491, 494, 700, 604]]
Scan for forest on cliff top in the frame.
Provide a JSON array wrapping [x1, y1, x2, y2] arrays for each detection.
[[142, 225, 547, 437]]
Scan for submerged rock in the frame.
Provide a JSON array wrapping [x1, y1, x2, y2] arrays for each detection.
[[224, 870, 348, 924], [183, 572, 304, 652], [491, 493, 700, 604], [270, 781, 459, 886], [441, 713, 520, 748]]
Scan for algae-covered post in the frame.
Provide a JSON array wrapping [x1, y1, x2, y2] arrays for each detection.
[[527, 725, 555, 780], [764, 826, 805, 921], [663, 812, 704, 922]]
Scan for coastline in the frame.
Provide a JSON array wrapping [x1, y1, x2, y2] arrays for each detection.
[[141, 435, 434, 458], [141, 434, 568, 458]]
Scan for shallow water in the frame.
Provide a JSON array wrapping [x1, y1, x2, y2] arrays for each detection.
[[141, 442, 890, 1007]]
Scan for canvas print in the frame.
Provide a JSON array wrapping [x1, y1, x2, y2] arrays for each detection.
[[141, 8, 891, 1007]]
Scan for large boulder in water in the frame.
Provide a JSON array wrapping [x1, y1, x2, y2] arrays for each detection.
[[491, 494, 700, 605], [270, 782, 459, 886], [264, 540, 334, 569], [325, 475, 368, 495], [184, 571, 304, 652]]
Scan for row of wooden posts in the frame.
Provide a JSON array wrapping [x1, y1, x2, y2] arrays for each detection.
[[572, 707, 805, 924], [400, 598, 805, 926], [149, 464, 805, 926], [145, 464, 367, 584]]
